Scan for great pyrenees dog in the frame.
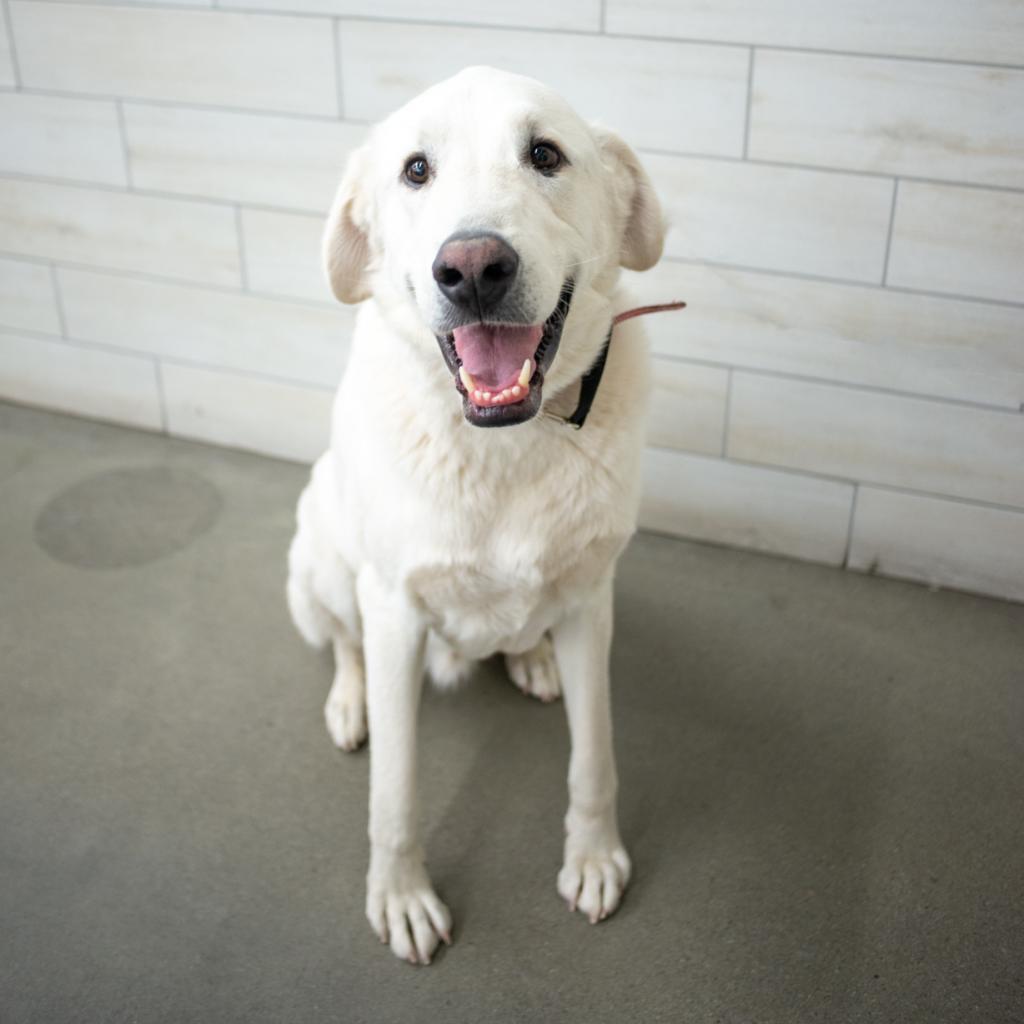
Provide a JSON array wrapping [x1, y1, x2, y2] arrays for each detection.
[[287, 66, 667, 965]]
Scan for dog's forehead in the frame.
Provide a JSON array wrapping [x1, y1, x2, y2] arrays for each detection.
[[379, 67, 592, 158]]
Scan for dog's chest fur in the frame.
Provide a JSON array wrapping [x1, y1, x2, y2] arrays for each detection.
[[330, 367, 643, 658]]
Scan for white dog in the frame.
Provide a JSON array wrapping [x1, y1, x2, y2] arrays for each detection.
[[287, 66, 666, 965]]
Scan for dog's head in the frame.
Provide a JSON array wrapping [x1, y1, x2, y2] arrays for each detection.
[[323, 66, 665, 427]]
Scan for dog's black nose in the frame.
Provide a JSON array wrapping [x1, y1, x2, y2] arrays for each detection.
[[432, 232, 519, 315]]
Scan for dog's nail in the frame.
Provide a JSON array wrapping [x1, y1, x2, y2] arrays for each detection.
[[441, 930, 452, 945]]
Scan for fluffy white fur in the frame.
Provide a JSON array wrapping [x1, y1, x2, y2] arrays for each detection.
[[286, 66, 666, 965]]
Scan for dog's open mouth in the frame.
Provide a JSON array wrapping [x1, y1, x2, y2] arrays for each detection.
[[437, 280, 574, 427]]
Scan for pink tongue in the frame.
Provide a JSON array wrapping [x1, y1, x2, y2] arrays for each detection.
[[452, 323, 543, 389]]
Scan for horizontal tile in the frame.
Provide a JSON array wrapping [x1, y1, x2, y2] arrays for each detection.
[[849, 487, 1024, 603], [646, 155, 893, 282], [56, 0, 211, 5], [0, 10, 17, 88], [623, 261, 1024, 409], [750, 52, 1024, 189], [222, 0, 600, 30], [0, 257, 60, 335], [887, 183, 1024, 304], [0, 93, 127, 186], [728, 374, 1024, 508], [338, 21, 748, 156], [640, 447, 854, 565], [124, 105, 365, 212], [0, 331, 161, 430], [647, 359, 727, 455], [10, 3, 337, 116], [0, 178, 239, 286], [162, 362, 333, 463], [58, 268, 352, 388], [241, 210, 331, 304], [605, 0, 1024, 65]]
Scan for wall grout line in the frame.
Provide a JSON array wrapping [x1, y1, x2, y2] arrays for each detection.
[[1, 0, 21, 89], [0, 324, 341, 393], [726, 365, 1024, 416], [48, 263, 69, 338], [651, 352, 1023, 415], [114, 99, 134, 188], [654, 253, 1024, 309], [234, 204, 249, 290], [881, 178, 899, 285], [644, 442, 1024, 517], [720, 369, 733, 456], [153, 358, 169, 432], [331, 17, 344, 118], [13, 0, 1024, 72], [1, 87, 1022, 200], [842, 485, 860, 567], [0, 249, 340, 311], [2, 299, 1018, 416], [2, 226, 1022, 315], [742, 48, 755, 159], [4, 317, 1024, 519]]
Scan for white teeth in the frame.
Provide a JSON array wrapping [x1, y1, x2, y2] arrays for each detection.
[[511, 385, 521, 397], [459, 366, 476, 392], [473, 390, 484, 401], [518, 359, 532, 388], [482, 391, 491, 400]]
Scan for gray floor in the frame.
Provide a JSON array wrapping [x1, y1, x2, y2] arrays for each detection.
[[1, 401, 1022, 1024]]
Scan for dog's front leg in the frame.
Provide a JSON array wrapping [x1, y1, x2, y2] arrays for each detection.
[[358, 567, 452, 965], [552, 578, 631, 924]]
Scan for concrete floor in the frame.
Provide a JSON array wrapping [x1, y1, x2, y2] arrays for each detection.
[[1, 401, 1022, 1024]]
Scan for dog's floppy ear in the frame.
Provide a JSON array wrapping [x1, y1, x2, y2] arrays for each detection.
[[596, 129, 666, 272], [323, 144, 374, 304]]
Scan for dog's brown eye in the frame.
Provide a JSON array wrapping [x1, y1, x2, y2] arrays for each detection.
[[404, 155, 430, 187], [530, 141, 563, 174]]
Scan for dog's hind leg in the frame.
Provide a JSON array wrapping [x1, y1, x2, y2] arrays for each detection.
[[325, 633, 368, 751], [505, 632, 562, 703]]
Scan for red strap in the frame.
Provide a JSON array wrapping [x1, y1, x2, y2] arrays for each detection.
[[612, 300, 687, 326]]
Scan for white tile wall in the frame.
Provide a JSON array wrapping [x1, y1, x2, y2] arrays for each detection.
[[645, 154, 893, 282], [0, 330, 162, 430], [648, 359, 728, 456], [123, 105, 365, 212], [0, 7, 14, 88], [337, 21, 749, 156], [623, 262, 1024, 409], [641, 447, 854, 565], [0, 1, 1021, 603], [728, 374, 1024, 509], [241, 210, 329, 305], [887, 183, 1024, 304], [58, 268, 352, 386], [849, 487, 1024, 603], [0, 178, 240, 286], [605, 0, 1024, 66], [750, 52, 1024, 189], [10, 3, 338, 115], [0, 93, 127, 185], [222, 0, 601, 31], [0, 257, 60, 335], [162, 362, 334, 462]]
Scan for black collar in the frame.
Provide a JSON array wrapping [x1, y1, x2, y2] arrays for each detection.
[[549, 301, 686, 431]]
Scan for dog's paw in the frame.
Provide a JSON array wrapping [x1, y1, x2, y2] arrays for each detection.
[[505, 634, 561, 703], [366, 856, 452, 966], [324, 676, 367, 752], [558, 841, 631, 924]]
